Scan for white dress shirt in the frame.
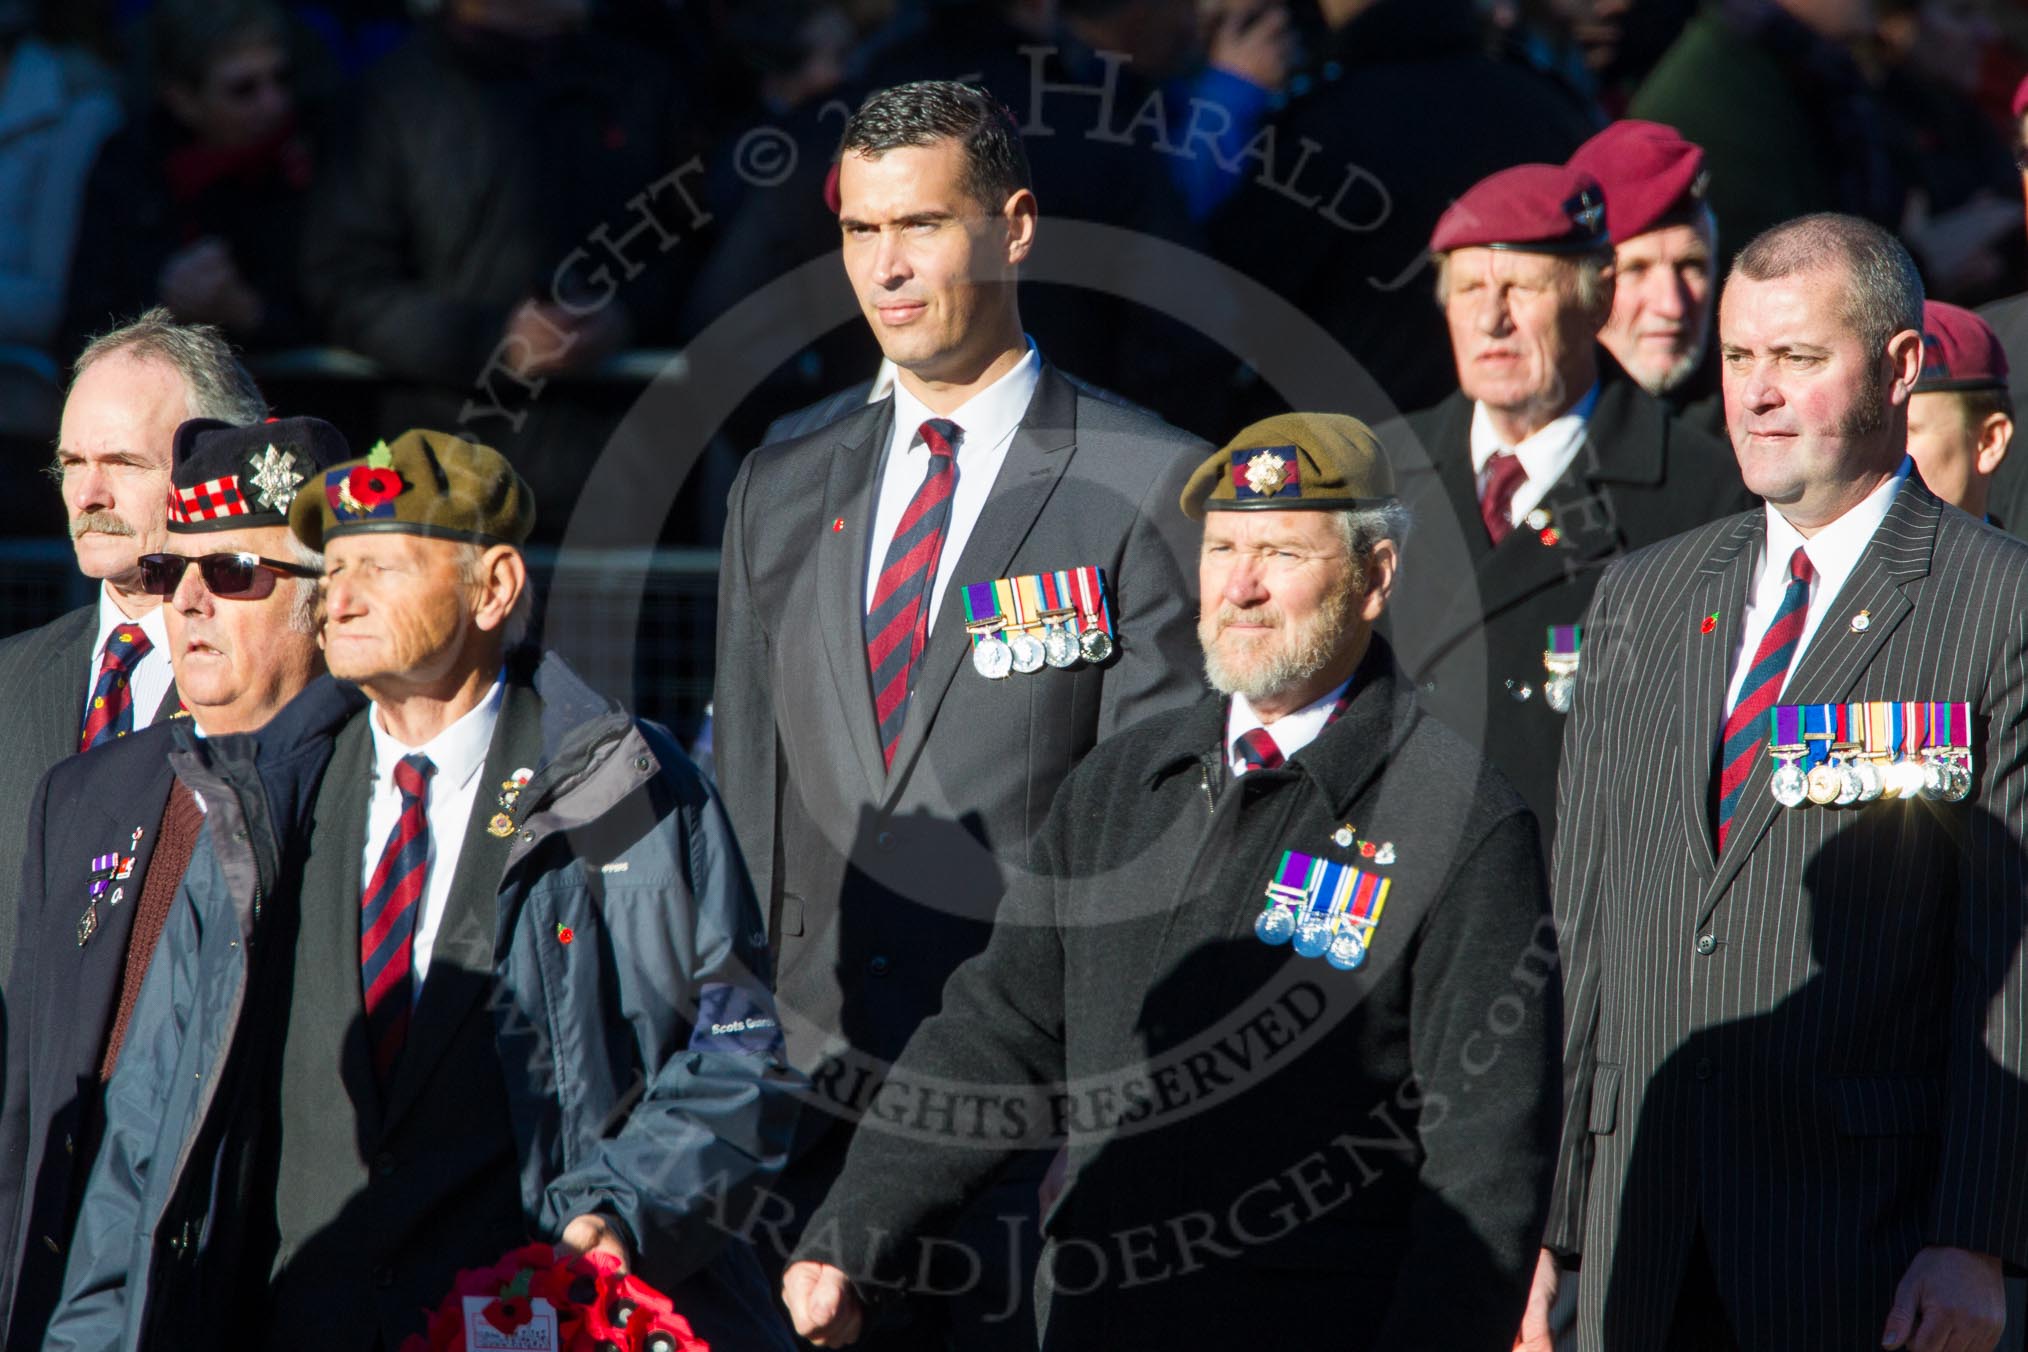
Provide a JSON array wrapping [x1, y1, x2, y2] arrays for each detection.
[[1469, 383, 1602, 528], [87, 590, 173, 734], [1224, 677, 1353, 776], [1723, 460, 1909, 713], [863, 341, 1042, 624], [361, 675, 505, 996]]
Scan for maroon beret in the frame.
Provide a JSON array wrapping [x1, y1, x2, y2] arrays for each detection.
[[1567, 120, 1709, 245], [1429, 163, 1608, 256], [2012, 72, 2028, 121], [1915, 301, 2009, 393]]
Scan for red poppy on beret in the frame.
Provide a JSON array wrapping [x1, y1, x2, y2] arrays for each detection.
[[347, 466, 405, 509], [1568, 120, 1708, 245], [1429, 163, 1609, 256]]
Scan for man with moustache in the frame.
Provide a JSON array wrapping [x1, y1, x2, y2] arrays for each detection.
[[1380, 162, 1741, 845], [1523, 214, 2027, 1352], [0, 416, 349, 1352], [0, 309, 265, 987], [779, 414, 1560, 1351], [1569, 121, 1724, 432], [714, 79, 1203, 1346], [48, 430, 799, 1352]]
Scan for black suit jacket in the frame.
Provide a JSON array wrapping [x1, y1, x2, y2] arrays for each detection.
[[1550, 478, 2028, 1348], [0, 604, 178, 1006], [0, 723, 179, 1348], [1380, 362, 1746, 842], [716, 363, 1207, 1105]]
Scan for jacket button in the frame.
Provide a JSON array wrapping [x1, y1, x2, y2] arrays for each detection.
[[1695, 934, 1717, 956], [875, 831, 895, 852], [373, 1264, 395, 1289], [62, 1134, 72, 1155], [1506, 680, 1535, 702], [1421, 679, 1438, 694], [40, 1235, 59, 1256], [868, 955, 891, 977], [374, 1152, 397, 1178], [1695, 1058, 1715, 1081], [634, 755, 651, 772]]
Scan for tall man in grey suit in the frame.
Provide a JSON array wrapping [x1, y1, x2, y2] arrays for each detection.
[[714, 80, 1205, 1346], [0, 308, 264, 988], [1523, 214, 2028, 1352]]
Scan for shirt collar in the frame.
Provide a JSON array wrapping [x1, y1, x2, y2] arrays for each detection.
[[1763, 456, 1910, 584], [94, 589, 169, 657], [369, 672, 506, 794], [1225, 675, 1354, 766], [1469, 381, 1601, 478], [889, 338, 1041, 456]]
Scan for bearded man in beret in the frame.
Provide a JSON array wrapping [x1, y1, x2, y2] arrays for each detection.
[[782, 413, 1560, 1351], [47, 431, 802, 1352]]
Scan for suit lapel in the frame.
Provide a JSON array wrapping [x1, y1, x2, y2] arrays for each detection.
[[381, 682, 546, 1131], [881, 367, 1078, 796], [314, 718, 383, 1127], [1700, 479, 1939, 915], [36, 604, 98, 764], [1675, 515, 1762, 876], [150, 682, 183, 725], [816, 402, 894, 801]]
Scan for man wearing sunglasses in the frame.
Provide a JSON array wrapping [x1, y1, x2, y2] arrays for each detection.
[[47, 429, 800, 1352], [0, 415, 349, 1352]]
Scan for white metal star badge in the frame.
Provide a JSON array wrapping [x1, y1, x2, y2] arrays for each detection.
[[247, 444, 304, 512]]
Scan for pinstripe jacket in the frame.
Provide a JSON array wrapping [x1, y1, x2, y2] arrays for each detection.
[[1547, 473, 2028, 1350]]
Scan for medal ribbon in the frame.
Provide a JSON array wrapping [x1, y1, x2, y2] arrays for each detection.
[[1767, 703, 1803, 748], [1014, 574, 1046, 637], [1546, 624, 1580, 656], [1802, 703, 1833, 768], [1868, 701, 1892, 760], [961, 582, 1002, 649], [1902, 700, 1926, 759], [1266, 850, 1313, 907], [1951, 701, 1970, 750], [1074, 566, 1115, 637]]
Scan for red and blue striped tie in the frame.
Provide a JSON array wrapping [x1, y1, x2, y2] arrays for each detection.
[[866, 418, 961, 766], [1715, 547, 1815, 850], [361, 753, 433, 1082], [1233, 728, 1284, 773], [79, 623, 151, 752]]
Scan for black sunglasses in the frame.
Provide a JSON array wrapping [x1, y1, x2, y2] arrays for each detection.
[[138, 551, 320, 600]]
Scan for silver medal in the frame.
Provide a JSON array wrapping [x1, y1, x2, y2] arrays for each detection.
[[1078, 628, 1113, 663], [1009, 632, 1046, 674], [1292, 915, 1331, 959], [1771, 761, 1808, 808], [971, 635, 1013, 680], [1544, 672, 1575, 714], [1326, 931, 1367, 971], [1042, 624, 1079, 669], [1855, 758, 1883, 803], [1255, 907, 1295, 946], [1834, 758, 1863, 807]]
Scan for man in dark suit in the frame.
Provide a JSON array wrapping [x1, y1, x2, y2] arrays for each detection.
[[1526, 215, 2025, 1352], [779, 413, 1560, 1351], [0, 416, 348, 1351], [1380, 162, 1744, 845], [714, 80, 1205, 1346], [0, 309, 265, 988]]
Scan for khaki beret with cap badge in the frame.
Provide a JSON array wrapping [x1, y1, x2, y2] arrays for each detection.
[[1181, 412, 1397, 519], [290, 428, 536, 550]]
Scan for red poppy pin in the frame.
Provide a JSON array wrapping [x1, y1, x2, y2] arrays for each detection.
[[556, 923, 574, 945], [332, 439, 407, 518], [1700, 611, 1719, 635]]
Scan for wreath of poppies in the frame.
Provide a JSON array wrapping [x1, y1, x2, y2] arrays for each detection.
[[401, 1243, 709, 1352]]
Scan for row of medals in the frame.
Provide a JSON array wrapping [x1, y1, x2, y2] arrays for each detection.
[[1257, 904, 1370, 971], [1768, 743, 1972, 808], [968, 609, 1112, 680]]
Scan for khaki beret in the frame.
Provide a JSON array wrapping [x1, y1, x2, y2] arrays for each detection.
[[290, 428, 535, 550], [1180, 413, 1396, 519]]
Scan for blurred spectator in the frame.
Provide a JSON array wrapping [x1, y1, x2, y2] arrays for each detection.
[[64, 0, 322, 354], [1874, 0, 2021, 302], [1207, 0, 1597, 422], [0, 0, 121, 465], [301, 0, 704, 540], [1973, 81, 2028, 537], [1559, 0, 1700, 117], [1629, 0, 1901, 261]]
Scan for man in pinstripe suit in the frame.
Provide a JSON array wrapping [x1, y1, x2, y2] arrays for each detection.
[[1523, 214, 2028, 1352]]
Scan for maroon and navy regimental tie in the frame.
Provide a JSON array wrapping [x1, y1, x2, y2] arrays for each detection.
[[361, 753, 434, 1082], [1715, 547, 1815, 850], [866, 419, 962, 767]]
